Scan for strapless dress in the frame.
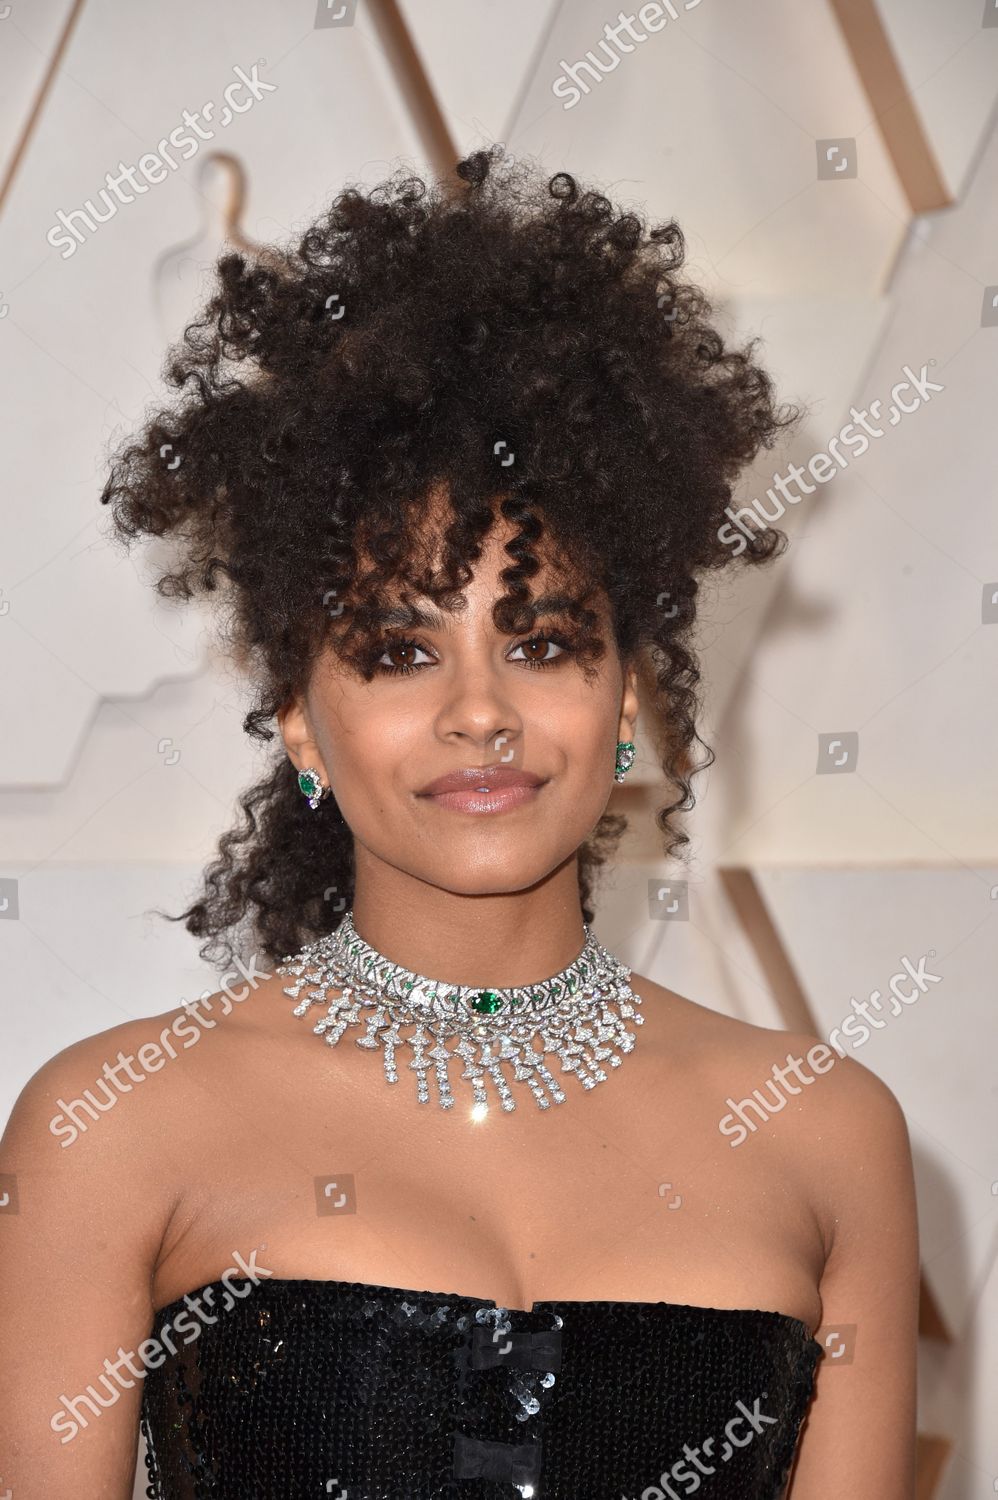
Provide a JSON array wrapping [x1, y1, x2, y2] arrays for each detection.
[[139, 1276, 821, 1499]]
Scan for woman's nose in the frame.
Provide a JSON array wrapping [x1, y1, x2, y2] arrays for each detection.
[[432, 658, 523, 753]]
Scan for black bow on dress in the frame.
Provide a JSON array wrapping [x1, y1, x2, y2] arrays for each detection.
[[453, 1430, 543, 1485], [470, 1325, 563, 1371]]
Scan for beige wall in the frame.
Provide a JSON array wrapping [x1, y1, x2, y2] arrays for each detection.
[[1, 2, 996, 1493]]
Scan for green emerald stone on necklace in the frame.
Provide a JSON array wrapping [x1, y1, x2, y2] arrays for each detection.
[[471, 990, 504, 1014]]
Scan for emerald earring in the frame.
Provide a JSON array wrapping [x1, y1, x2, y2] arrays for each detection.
[[297, 766, 328, 810], [614, 740, 636, 783]]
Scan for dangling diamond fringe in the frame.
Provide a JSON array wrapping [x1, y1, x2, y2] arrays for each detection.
[[277, 910, 644, 1114]]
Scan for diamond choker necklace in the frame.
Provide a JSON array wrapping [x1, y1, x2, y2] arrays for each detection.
[[277, 910, 644, 1114]]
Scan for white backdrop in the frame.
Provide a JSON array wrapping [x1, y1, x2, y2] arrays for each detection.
[[1, 2, 996, 1494]]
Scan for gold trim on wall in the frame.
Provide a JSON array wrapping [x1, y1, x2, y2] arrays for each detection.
[[828, 0, 951, 213]]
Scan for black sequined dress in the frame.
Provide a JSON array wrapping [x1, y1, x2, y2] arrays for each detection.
[[140, 1277, 821, 1499]]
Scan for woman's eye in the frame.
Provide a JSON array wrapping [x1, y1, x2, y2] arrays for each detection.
[[509, 636, 566, 667], [376, 638, 434, 675]]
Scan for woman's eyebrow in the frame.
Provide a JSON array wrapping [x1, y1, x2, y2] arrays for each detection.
[[370, 593, 579, 630]]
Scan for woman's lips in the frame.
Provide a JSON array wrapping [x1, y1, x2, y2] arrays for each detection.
[[421, 782, 544, 815]]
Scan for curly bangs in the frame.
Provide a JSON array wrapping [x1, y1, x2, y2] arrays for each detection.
[[100, 144, 797, 967]]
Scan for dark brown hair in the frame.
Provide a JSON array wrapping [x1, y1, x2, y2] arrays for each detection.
[[101, 145, 794, 968]]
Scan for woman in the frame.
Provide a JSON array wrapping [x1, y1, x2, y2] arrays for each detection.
[[0, 147, 918, 1497]]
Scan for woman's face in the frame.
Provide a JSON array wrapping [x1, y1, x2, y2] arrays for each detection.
[[279, 506, 639, 900]]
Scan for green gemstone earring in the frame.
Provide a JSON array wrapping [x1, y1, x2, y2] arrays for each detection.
[[297, 766, 328, 810], [614, 740, 636, 783]]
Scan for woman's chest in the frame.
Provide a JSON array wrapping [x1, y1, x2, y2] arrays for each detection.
[[154, 1040, 825, 1332]]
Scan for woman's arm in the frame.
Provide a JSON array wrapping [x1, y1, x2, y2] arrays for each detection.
[[786, 1055, 920, 1498], [0, 1027, 175, 1499]]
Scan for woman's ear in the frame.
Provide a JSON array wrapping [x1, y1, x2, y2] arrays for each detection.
[[618, 659, 640, 745], [277, 697, 328, 783]]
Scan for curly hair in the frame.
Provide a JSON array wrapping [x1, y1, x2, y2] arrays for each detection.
[[100, 145, 795, 969]]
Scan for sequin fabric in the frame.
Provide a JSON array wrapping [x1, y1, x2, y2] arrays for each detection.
[[140, 1277, 821, 1499]]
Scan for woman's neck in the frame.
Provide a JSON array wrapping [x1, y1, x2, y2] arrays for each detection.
[[349, 862, 588, 989]]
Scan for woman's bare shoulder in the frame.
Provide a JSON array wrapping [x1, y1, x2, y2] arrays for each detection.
[[626, 969, 911, 1204], [2, 967, 280, 1151], [629, 968, 905, 1108], [626, 968, 815, 1064], [5, 1009, 196, 1157]]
